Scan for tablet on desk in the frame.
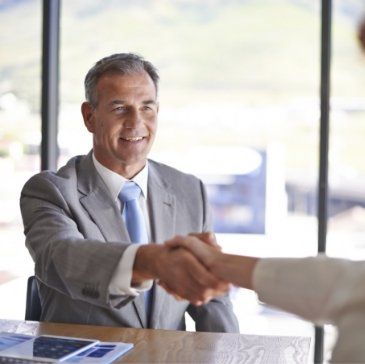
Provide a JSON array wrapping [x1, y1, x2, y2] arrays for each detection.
[[0, 335, 98, 363]]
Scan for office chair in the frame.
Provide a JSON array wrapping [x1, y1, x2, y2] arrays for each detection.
[[25, 275, 42, 321]]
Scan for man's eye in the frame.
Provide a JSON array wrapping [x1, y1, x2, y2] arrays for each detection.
[[114, 106, 127, 112]]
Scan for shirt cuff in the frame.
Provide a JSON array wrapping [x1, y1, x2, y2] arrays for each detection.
[[252, 258, 287, 299], [252, 258, 269, 293], [109, 244, 153, 297]]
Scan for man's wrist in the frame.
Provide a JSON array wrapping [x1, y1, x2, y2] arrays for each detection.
[[132, 244, 165, 284]]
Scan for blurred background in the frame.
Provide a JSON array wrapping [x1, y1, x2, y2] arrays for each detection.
[[1, 0, 365, 361]]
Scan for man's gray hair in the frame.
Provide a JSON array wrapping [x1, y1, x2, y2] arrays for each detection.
[[84, 53, 159, 106]]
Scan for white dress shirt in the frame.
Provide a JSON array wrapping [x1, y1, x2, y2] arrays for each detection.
[[92, 154, 153, 297], [253, 255, 365, 362]]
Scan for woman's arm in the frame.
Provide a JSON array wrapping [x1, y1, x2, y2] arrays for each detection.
[[166, 235, 365, 325]]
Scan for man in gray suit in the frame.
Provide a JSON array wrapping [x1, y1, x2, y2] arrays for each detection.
[[20, 53, 239, 332]]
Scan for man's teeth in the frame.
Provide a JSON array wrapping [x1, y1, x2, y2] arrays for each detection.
[[122, 137, 143, 141]]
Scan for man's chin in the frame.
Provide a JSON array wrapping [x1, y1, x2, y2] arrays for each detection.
[[108, 156, 147, 176]]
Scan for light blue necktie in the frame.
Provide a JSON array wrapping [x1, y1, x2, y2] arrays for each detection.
[[118, 181, 151, 321], [119, 181, 148, 244]]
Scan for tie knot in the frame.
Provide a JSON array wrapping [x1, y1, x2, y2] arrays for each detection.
[[118, 181, 141, 202]]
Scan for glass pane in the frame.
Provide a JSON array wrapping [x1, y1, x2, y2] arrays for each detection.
[[59, 0, 318, 347], [328, 1, 365, 260], [0, 0, 41, 318]]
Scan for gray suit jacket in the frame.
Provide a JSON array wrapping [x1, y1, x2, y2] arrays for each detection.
[[20, 152, 239, 332]]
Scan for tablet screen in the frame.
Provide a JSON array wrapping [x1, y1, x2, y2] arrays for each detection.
[[33, 336, 96, 360], [1, 335, 98, 362]]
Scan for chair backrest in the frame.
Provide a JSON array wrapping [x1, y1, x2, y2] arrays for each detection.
[[25, 275, 42, 321]]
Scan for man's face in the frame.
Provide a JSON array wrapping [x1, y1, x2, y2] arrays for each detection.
[[82, 71, 158, 178]]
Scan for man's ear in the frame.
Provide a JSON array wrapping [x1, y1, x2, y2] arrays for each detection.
[[81, 102, 95, 133]]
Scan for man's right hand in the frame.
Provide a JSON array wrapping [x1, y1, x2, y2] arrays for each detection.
[[188, 231, 221, 250], [132, 244, 229, 305]]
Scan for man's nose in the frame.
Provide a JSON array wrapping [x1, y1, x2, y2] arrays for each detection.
[[124, 109, 142, 128]]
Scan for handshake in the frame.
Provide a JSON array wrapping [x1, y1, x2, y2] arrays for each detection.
[[133, 232, 245, 306]]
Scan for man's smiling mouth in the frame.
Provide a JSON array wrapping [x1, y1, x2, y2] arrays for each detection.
[[120, 136, 144, 142]]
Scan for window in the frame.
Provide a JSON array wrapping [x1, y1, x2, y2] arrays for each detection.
[[327, 1, 365, 260], [0, 0, 41, 317]]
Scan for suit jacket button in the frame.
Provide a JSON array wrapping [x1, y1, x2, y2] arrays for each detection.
[[82, 287, 99, 299], [91, 290, 100, 299], [81, 287, 89, 296]]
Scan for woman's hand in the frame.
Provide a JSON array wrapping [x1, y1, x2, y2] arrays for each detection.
[[165, 234, 221, 270]]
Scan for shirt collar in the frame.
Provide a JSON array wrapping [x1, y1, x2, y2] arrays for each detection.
[[92, 153, 149, 201]]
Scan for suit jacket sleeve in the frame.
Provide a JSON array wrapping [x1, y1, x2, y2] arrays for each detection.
[[253, 255, 365, 325], [20, 172, 131, 309], [187, 295, 239, 333]]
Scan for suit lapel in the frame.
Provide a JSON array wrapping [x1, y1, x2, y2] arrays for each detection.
[[77, 152, 129, 243], [77, 152, 147, 327], [147, 162, 176, 329], [147, 161, 176, 244]]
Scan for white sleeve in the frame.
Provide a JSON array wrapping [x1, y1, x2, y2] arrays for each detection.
[[108, 244, 153, 296], [252, 255, 365, 325]]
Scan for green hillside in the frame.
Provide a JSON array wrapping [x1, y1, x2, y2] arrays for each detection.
[[2, 0, 364, 109], [1, 0, 365, 174]]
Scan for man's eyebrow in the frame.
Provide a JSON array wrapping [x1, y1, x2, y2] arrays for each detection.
[[142, 100, 158, 105], [109, 100, 125, 106], [108, 99, 157, 106]]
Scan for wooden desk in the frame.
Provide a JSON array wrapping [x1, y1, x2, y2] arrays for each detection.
[[0, 319, 310, 363]]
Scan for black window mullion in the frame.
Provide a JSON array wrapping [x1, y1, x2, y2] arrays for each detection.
[[41, 0, 61, 171], [315, 0, 332, 362]]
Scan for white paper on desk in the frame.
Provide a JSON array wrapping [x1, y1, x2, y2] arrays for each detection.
[[0, 332, 33, 351], [65, 341, 134, 364]]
